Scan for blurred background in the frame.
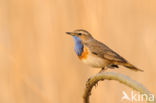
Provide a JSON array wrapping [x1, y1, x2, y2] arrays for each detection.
[[0, 0, 156, 103]]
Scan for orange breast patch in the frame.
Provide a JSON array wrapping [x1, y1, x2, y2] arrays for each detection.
[[79, 46, 89, 60]]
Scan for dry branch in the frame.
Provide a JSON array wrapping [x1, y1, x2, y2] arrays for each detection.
[[83, 72, 155, 103]]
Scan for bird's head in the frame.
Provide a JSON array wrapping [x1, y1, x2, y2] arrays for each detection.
[[66, 29, 93, 42]]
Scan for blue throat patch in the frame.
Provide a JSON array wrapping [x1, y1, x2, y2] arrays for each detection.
[[72, 36, 83, 56]]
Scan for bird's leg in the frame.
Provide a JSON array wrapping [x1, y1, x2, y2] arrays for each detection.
[[87, 67, 106, 87], [99, 67, 107, 73], [87, 67, 106, 83], [98, 68, 104, 73], [92, 67, 107, 87]]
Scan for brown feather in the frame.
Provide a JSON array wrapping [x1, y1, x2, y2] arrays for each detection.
[[84, 39, 143, 72], [121, 62, 144, 72], [85, 39, 127, 63]]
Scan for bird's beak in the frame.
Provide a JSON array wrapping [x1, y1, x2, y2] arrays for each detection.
[[66, 32, 72, 35], [66, 32, 76, 36]]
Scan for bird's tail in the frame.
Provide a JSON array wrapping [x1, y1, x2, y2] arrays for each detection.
[[121, 62, 144, 72]]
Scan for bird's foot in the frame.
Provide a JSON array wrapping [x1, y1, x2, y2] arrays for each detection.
[[87, 78, 91, 82]]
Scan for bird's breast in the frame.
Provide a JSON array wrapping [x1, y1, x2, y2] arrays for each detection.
[[78, 46, 109, 68], [78, 46, 89, 60]]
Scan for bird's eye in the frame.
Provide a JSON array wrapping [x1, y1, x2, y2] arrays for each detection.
[[78, 33, 82, 35]]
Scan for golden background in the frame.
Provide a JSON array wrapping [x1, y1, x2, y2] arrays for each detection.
[[0, 0, 156, 103]]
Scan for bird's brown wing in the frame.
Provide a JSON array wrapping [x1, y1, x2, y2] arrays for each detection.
[[85, 39, 144, 72], [103, 49, 127, 63], [85, 40, 127, 63]]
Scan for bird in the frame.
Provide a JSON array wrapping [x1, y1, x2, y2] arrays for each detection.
[[66, 29, 143, 72]]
